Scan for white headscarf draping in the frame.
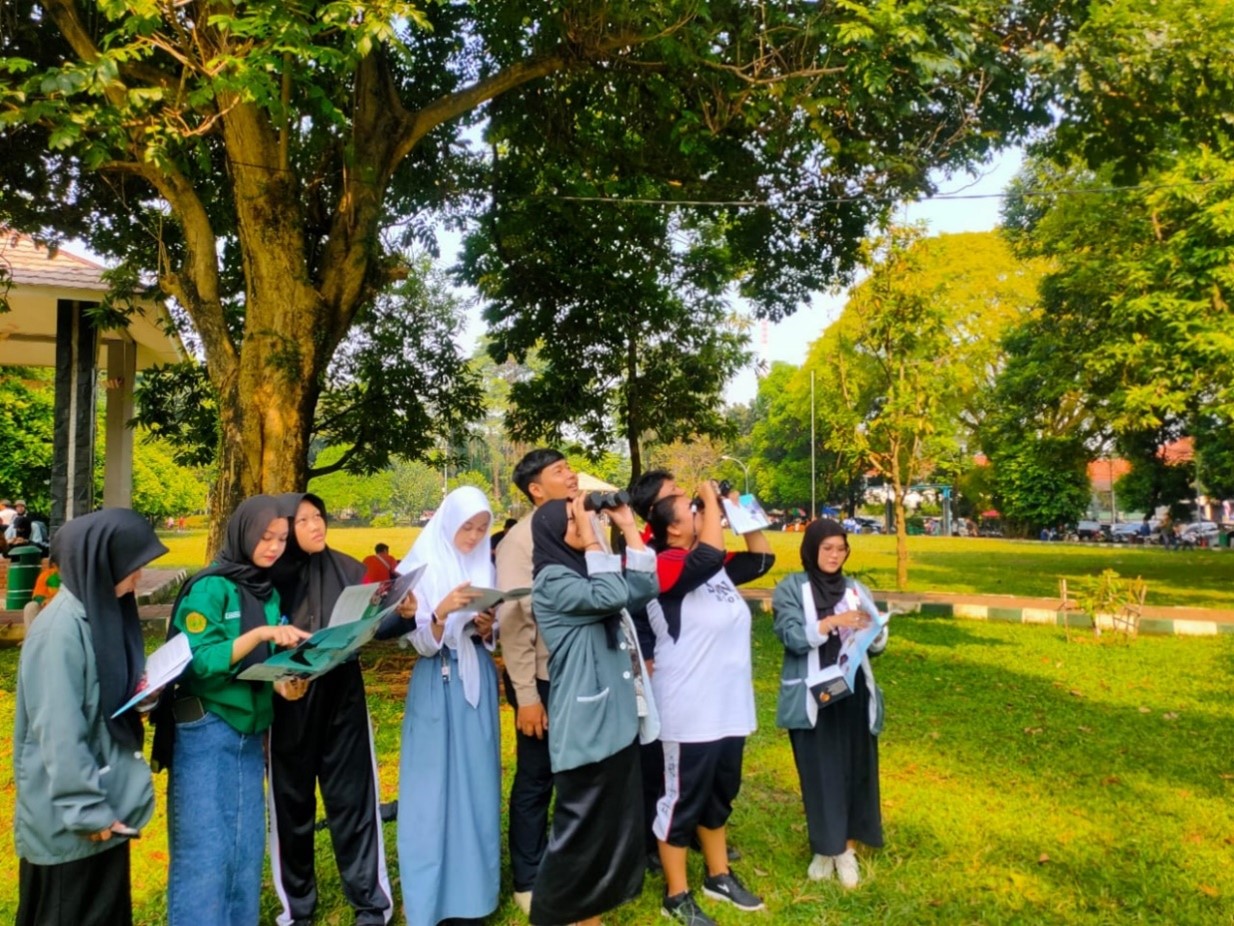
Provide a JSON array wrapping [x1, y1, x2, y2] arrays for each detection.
[[398, 486, 495, 706]]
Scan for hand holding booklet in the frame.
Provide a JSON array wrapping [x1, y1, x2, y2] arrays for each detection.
[[462, 586, 531, 613], [111, 633, 192, 718], [806, 603, 889, 707], [237, 563, 427, 683], [720, 494, 773, 535]]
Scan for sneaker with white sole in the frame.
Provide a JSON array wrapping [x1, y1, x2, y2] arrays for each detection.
[[662, 890, 718, 925], [807, 853, 834, 881], [702, 870, 765, 911], [834, 849, 860, 888]]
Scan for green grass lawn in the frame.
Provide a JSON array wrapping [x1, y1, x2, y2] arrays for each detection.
[[3, 615, 1233, 923], [155, 526, 1234, 609]]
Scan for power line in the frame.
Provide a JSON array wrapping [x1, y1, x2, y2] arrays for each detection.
[[539, 177, 1231, 210]]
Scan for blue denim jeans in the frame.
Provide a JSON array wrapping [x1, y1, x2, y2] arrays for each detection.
[[168, 712, 267, 926]]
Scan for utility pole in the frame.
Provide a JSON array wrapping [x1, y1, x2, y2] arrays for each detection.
[[810, 370, 816, 520]]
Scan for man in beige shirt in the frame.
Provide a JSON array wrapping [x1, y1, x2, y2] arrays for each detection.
[[496, 449, 578, 915]]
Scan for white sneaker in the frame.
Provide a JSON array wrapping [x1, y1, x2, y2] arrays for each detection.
[[807, 854, 834, 881], [514, 890, 533, 915], [834, 849, 860, 888]]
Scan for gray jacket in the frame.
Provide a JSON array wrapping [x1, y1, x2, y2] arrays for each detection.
[[533, 548, 658, 773], [13, 591, 155, 864], [771, 573, 888, 732]]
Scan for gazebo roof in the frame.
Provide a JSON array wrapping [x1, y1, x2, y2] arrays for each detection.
[[0, 232, 184, 368]]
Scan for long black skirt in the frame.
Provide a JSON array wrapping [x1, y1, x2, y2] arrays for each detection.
[[530, 738, 645, 925], [789, 670, 883, 857], [17, 841, 132, 926]]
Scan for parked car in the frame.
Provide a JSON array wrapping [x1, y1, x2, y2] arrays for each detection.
[[1071, 520, 1110, 541], [1110, 522, 1148, 543], [853, 516, 884, 534], [1180, 521, 1220, 546]]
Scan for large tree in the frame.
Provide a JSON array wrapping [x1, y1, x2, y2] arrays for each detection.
[[0, 0, 1082, 541], [810, 229, 1042, 587], [992, 0, 1234, 521]]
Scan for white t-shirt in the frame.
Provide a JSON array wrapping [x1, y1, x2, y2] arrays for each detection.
[[648, 544, 771, 743]]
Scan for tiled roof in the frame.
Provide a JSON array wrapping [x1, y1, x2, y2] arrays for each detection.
[[0, 232, 108, 291]]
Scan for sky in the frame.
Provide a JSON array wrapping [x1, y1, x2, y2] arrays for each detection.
[[723, 148, 1025, 404]]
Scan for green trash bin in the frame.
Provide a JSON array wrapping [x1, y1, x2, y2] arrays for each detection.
[[5, 544, 44, 610]]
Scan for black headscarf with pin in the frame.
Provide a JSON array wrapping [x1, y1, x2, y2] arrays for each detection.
[[55, 508, 169, 749]]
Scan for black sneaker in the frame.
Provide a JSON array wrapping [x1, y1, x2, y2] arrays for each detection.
[[662, 890, 718, 925], [647, 850, 664, 874], [702, 871, 764, 912]]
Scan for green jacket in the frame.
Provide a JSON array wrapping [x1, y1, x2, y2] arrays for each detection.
[[173, 575, 282, 734], [533, 548, 658, 773], [13, 591, 155, 864]]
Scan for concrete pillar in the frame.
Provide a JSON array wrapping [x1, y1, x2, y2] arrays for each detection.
[[52, 300, 98, 532], [103, 337, 136, 508]]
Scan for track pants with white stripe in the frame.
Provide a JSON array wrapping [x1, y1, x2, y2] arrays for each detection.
[[269, 658, 392, 926]]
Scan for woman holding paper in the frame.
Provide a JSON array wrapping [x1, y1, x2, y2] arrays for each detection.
[[155, 495, 311, 925], [268, 493, 411, 926], [771, 519, 887, 889], [14, 509, 167, 926], [395, 485, 501, 925]]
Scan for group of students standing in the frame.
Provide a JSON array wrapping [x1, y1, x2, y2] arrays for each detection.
[[12, 447, 889, 926]]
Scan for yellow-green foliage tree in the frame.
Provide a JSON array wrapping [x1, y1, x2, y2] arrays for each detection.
[[805, 229, 1045, 589]]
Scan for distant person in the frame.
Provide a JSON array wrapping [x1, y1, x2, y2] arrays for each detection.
[[6, 499, 29, 541], [361, 542, 400, 583], [22, 558, 61, 633], [490, 517, 519, 555]]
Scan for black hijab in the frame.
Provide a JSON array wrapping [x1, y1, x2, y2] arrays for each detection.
[[801, 518, 850, 616], [56, 509, 169, 749], [169, 494, 295, 673], [270, 493, 363, 633], [531, 500, 588, 579], [531, 499, 621, 648]]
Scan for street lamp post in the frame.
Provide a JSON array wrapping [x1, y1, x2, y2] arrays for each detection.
[[720, 455, 751, 495]]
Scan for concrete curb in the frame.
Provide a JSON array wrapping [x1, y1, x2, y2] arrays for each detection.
[[740, 589, 1234, 637]]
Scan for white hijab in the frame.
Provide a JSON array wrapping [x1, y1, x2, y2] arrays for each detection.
[[398, 486, 495, 706]]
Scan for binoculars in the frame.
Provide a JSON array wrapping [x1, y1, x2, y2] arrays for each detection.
[[583, 490, 631, 512]]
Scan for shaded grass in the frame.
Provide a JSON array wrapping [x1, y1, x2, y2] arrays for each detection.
[[155, 528, 1234, 609], [3, 615, 1234, 923]]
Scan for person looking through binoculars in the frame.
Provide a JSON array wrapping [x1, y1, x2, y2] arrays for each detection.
[[645, 480, 775, 925]]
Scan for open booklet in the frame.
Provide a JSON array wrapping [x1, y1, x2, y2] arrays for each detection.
[[721, 493, 773, 535], [111, 633, 194, 718], [237, 563, 427, 683], [462, 586, 531, 613]]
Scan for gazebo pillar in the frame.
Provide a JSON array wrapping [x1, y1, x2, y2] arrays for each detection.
[[51, 299, 98, 531], [102, 337, 136, 509]]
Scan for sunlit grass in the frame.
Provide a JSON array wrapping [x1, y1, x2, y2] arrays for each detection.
[[154, 527, 1234, 610], [3, 616, 1234, 923]]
